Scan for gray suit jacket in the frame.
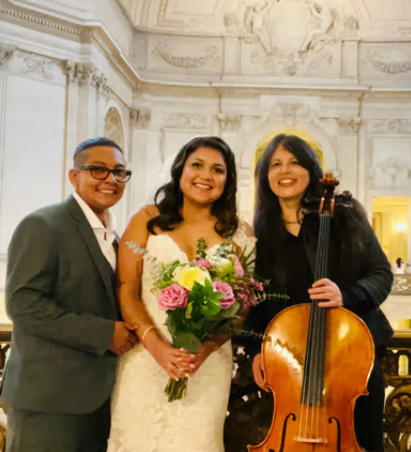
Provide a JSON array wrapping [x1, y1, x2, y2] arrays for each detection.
[[1, 196, 119, 414]]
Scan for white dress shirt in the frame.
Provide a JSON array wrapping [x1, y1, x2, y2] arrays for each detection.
[[73, 192, 117, 271]]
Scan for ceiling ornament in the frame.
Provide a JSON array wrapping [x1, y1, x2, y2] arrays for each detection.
[[227, 0, 344, 76]]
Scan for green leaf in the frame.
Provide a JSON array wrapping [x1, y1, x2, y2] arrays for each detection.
[[165, 308, 186, 335], [212, 301, 240, 319], [172, 332, 202, 353], [185, 302, 193, 320]]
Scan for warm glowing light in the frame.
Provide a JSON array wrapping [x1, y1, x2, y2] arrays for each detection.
[[397, 222, 407, 232]]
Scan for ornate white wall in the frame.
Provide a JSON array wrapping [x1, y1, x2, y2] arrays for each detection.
[[0, 0, 411, 321]]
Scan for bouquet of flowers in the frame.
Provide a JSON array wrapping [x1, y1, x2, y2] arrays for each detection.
[[150, 237, 263, 402]]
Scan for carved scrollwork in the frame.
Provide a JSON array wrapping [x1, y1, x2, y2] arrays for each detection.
[[217, 113, 242, 133], [64, 61, 109, 93], [0, 43, 16, 67], [338, 117, 362, 135], [130, 107, 151, 130], [161, 113, 207, 130], [392, 275, 411, 296], [371, 120, 411, 135]]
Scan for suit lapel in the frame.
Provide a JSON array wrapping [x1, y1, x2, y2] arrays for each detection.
[[65, 196, 117, 307]]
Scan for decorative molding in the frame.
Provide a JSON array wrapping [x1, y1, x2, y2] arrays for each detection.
[[270, 102, 318, 128], [64, 61, 110, 93], [0, 0, 92, 37], [130, 107, 151, 130], [217, 113, 242, 133], [0, 44, 16, 67], [373, 159, 410, 189], [366, 51, 411, 75], [338, 117, 362, 135], [156, 0, 184, 29], [152, 44, 219, 69], [0, 46, 63, 83], [160, 113, 207, 130], [371, 120, 411, 134]]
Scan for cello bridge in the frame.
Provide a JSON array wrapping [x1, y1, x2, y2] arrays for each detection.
[[293, 436, 328, 444]]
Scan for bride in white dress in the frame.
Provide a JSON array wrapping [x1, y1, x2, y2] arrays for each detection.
[[107, 136, 255, 452]]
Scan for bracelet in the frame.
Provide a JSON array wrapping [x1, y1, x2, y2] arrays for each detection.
[[141, 325, 156, 346]]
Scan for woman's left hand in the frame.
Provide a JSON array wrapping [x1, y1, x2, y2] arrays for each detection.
[[308, 278, 343, 308], [188, 341, 219, 376]]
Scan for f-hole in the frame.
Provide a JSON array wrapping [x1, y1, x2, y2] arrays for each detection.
[[268, 413, 296, 452]]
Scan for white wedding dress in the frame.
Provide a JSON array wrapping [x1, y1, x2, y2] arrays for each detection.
[[107, 223, 255, 452]]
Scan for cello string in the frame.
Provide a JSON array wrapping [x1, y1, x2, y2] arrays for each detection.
[[299, 213, 325, 439], [303, 212, 326, 440], [313, 213, 327, 440], [316, 213, 330, 440]]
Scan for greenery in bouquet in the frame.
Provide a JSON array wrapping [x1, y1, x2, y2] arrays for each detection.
[[149, 237, 263, 402]]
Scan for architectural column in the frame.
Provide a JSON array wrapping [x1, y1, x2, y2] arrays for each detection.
[[129, 107, 151, 213], [63, 61, 109, 197], [0, 72, 8, 257], [337, 117, 362, 199]]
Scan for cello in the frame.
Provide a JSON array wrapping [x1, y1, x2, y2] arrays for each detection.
[[249, 173, 374, 452]]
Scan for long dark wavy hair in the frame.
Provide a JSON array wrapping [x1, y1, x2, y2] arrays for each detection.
[[254, 134, 369, 286], [147, 136, 238, 237]]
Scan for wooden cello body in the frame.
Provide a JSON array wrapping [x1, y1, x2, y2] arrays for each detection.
[[249, 174, 375, 452]]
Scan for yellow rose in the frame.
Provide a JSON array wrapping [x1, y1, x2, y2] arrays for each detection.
[[173, 266, 211, 290]]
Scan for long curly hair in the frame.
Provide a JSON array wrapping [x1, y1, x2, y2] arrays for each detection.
[[147, 136, 238, 238], [254, 134, 369, 284]]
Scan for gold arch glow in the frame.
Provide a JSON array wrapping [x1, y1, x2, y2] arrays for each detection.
[[254, 128, 326, 170]]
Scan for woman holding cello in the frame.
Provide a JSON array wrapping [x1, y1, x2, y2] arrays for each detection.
[[246, 134, 393, 452]]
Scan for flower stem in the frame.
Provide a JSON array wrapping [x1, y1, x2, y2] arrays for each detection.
[[165, 377, 188, 402]]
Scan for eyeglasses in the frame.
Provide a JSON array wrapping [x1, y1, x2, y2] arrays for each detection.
[[76, 165, 132, 183]]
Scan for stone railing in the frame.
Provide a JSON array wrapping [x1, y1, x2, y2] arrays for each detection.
[[391, 274, 411, 296], [383, 331, 411, 451]]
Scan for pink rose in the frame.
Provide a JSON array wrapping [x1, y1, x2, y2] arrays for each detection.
[[158, 284, 188, 311], [228, 254, 244, 278], [213, 281, 235, 309], [193, 260, 212, 270]]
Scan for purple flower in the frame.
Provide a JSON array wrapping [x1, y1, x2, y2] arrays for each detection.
[[213, 281, 235, 309], [193, 260, 212, 270], [158, 284, 188, 311]]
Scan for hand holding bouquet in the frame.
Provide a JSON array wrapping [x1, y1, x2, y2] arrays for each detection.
[[150, 237, 263, 402]]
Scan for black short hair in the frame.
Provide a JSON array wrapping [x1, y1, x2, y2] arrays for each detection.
[[73, 137, 123, 167]]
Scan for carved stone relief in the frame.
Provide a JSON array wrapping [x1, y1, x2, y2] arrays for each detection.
[[160, 113, 208, 130], [360, 45, 411, 77], [0, 45, 64, 83], [338, 117, 361, 135], [366, 52, 411, 75], [371, 120, 411, 135], [225, 0, 351, 77], [151, 43, 221, 70], [130, 107, 152, 130], [270, 102, 318, 128], [104, 107, 124, 148], [373, 159, 410, 189], [0, 44, 16, 67], [217, 113, 242, 133], [64, 61, 110, 93]]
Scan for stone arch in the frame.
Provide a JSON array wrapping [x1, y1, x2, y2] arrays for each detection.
[[240, 114, 337, 171], [254, 127, 326, 170]]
